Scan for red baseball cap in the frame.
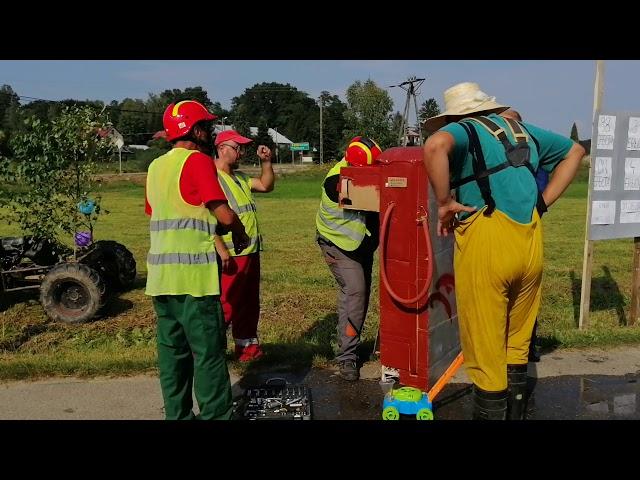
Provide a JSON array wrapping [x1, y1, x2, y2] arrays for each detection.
[[214, 130, 253, 146]]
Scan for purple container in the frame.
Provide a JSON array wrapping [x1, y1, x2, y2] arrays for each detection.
[[74, 231, 92, 247]]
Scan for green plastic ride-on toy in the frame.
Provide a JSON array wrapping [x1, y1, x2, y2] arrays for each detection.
[[382, 386, 434, 421]]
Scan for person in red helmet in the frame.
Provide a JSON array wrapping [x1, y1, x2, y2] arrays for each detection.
[[212, 129, 275, 362], [315, 136, 382, 381], [145, 100, 250, 420]]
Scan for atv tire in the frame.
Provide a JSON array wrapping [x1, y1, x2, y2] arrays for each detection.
[[82, 240, 137, 291], [40, 263, 106, 324]]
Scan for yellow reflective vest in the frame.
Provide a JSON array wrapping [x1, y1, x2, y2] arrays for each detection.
[[315, 159, 368, 251], [145, 148, 220, 296], [216, 170, 261, 257]]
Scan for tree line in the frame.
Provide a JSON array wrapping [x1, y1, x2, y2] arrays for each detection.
[[0, 81, 442, 164]]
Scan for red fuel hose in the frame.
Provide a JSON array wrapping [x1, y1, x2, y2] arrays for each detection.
[[379, 201, 434, 305]]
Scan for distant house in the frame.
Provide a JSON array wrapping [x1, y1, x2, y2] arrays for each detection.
[[404, 127, 421, 146], [128, 144, 150, 151]]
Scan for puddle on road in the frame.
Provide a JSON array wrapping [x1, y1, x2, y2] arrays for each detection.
[[235, 368, 640, 420]]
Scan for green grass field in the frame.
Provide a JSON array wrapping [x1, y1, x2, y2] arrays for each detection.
[[1, 164, 639, 380]]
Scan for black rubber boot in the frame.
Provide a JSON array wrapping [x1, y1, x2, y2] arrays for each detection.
[[507, 364, 529, 420], [528, 321, 541, 362], [472, 385, 507, 420]]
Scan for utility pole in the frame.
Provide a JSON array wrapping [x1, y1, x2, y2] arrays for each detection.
[[319, 95, 324, 164], [390, 76, 425, 146]]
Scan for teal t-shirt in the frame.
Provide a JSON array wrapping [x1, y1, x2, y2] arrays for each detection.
[[441, 113, 574, 223]]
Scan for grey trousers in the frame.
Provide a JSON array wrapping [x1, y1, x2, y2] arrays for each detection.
[[318, 238, 375, 362]]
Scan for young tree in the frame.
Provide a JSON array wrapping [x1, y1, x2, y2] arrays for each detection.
[[0, 106, 112, 244], [342, 79, 394, 149]]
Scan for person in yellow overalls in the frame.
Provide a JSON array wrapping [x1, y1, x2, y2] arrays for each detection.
[[422, 83, 585, 419]]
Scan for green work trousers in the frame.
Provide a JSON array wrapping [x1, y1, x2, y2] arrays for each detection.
[[153, 294, 232, 420]]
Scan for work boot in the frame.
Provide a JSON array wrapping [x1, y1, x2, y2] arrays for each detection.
[[472, 385, 507, 420], [337, 359, 359, 381], [507, 363, 529, 420]]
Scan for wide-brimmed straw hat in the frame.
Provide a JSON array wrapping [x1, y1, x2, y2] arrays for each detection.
[[423, 82, 510, 132]]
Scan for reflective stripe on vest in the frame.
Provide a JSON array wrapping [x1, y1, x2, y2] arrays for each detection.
[[150, 218, 216, 234], [147, 252, 218, 265], [145, 148, 220, 297], [217, 170, 260, 256], [315, 159, 367, 251]]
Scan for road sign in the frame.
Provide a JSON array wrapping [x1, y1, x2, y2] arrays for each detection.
[[290, 142, 310, 151]]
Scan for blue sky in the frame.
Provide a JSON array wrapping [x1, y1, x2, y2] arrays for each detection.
[[1, 60, 638, 139]]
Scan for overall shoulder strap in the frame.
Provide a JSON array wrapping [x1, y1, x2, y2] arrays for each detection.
[[457, 121, 496, 216]]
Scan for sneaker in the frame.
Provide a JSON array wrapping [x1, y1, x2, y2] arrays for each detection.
[[337, 360, 359, 381], [236, 344, 264, 362]]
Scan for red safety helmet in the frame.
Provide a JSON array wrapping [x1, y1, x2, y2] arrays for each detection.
[[345, 136, 382, 166], [163, 100, 217, 141]]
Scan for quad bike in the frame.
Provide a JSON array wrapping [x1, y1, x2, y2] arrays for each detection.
[[0, 236, 136, 324]]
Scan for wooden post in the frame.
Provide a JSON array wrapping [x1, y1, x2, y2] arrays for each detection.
[[579, 60, 605, 330], [630, 237, 640, 326]]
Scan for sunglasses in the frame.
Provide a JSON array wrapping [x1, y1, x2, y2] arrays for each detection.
[[219, 143, 244, 154]]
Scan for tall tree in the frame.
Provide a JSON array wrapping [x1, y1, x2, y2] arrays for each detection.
[[144, 86, 216, 143], [418, 97, 442, 139], [0, 84, 20, 128], [342, 79, 395, 149], [319, 91, 347, 162], [418, 98, 441, 124], [116, 98, 149, 144], [391, 111, 403, 144], [0, 84, 20, 156], [230, 82, 318, 146]]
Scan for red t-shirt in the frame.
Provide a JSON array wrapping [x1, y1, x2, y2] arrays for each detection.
[[145, 151, 227, 216]]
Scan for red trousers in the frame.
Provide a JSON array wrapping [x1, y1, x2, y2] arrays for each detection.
[[220, 252, 261, 342]]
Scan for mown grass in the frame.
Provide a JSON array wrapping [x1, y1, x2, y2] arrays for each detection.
[[0, 163, 639, 380]]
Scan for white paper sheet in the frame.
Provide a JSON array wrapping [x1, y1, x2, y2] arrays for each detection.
[[624, 158, 640, 190], [597, 115, 616, 150], [593, 157, 612, 191], [620, 200, 640, 223], [627, 117, 640, 150], [591, 200, 616, 225]]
